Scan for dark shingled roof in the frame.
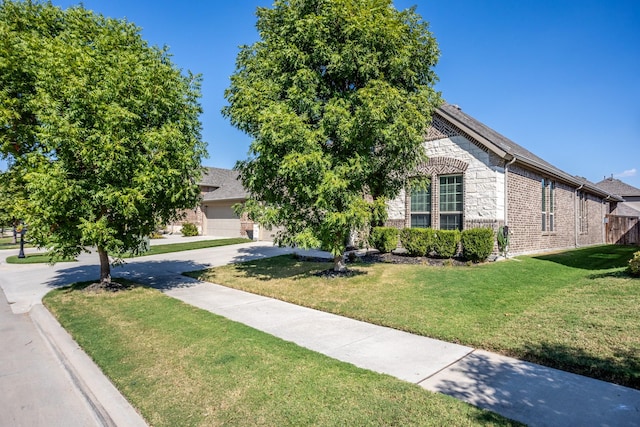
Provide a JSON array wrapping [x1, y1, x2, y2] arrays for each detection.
[[199, 167, 248, 202], [436, 103, 621, 201], [594, 177, 640, 198]]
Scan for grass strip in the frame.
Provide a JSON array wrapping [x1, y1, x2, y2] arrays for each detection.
[[6, 238, 252, 263], [43, 284, 519, 427], [6, 253, 76, 264], [187, 245, 640, 389], [141, 237, 252, 256], [0, 236, 33, 251]]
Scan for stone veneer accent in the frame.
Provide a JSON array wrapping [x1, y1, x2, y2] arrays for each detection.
[[387, 134, 506, 229]]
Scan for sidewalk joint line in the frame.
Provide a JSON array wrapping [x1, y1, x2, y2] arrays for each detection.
[[416, 348, 477, 385]]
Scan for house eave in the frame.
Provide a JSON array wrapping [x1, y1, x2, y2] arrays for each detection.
[[436, 107, 509, 159]]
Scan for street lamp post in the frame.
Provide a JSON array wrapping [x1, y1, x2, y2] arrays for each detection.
[[17, 223, 25, 259]]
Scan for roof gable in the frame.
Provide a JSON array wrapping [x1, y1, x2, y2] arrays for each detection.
[[595, 177, 640, 198], [434, 103, 621, 201], [199, 167, 248, 201]]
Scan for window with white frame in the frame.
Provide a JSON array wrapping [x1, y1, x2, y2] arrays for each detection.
[[411, 184, 431, 228], [439, 175, 463, 230]]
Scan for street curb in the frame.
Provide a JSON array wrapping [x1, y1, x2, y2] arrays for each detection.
[[30, 304, 148, 427]]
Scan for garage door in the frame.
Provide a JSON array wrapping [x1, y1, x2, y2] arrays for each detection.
[[204, 203, 242, 238]]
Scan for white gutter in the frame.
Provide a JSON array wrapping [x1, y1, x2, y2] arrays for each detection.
[[575, 183, 584, 247]]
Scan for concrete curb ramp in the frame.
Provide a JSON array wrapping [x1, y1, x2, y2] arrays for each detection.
[[30, 304, 147, 427]]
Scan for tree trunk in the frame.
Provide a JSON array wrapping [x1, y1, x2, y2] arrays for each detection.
[[12, 226, 17, 244], [333, 254, 346, 272], [97, 246, 111, 284]]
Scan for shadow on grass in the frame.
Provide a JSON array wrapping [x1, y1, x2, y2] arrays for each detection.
[[235, 253, 372, 281], [514, 342, 640, 390], [428, 347, 640, 426], [45, 259, 212, 291], [533, 245, 638, 270]]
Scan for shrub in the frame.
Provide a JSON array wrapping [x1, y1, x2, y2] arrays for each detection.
[[432, 230, 461, 258], [497, 225, 510, 256], [400, 228, 433, 256], [461, 228, 495, 262], [628, 251, 640, 277], [369, 227, 399, 253], [181, 222, 199, 237]]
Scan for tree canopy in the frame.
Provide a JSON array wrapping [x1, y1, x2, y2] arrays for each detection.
[[224, 0, 441, 270], [0, 0, 206, 283]]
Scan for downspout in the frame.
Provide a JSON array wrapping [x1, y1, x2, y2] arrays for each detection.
[[575, 183, 584, 247], [603, 195, 611, 244], [504, 157, 517, 227]]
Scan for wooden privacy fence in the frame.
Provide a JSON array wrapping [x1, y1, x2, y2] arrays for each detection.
[[606, 214, 639, 245]]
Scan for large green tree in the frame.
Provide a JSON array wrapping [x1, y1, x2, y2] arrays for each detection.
[[0, 1, 206, 284], [224, 0, 440, 271]]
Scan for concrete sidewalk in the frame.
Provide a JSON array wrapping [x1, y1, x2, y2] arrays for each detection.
[[161, 278, 640, 427]]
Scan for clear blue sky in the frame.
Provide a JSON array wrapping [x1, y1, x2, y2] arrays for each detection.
[[15, 1, 640, 188]]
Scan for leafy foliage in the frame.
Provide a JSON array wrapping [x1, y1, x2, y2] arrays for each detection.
[[399, 228, 434, 256], [0, 1, 205, 281], [433, 230, 460, 258], [224, 0, 440, 270], [497, 225, 510, 256], [180, 222, 199, 237], [628, 251, 640, 277], [461, 228, 495, 262], [369, 226, 399, 253]]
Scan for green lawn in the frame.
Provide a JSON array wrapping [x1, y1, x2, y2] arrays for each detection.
[[0, 236, 30, 250], [5, 253, 76, 264], [187, 245, 640, 389], [5, 237, 252, 264], [43, 284, 519, 427], [139, 237, 252, 256]]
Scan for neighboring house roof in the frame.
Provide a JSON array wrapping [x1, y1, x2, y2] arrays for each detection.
[[199, 167, 248, 202], [594, 177, 640, 198], [436, 102, 622, 201], [615, 203, 640, 217]]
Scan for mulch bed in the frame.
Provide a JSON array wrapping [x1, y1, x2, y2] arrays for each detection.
[[359, 252, 469, 267], [83, 280, 134, 293]]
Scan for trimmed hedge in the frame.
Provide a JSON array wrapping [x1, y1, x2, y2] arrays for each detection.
[[399, 228, 434, 256], [628, 251, 640, 277], [432, 230, 461, 258], [181, 222, 199, 237], [461, 228, 495, 262], [369, 227, 399, 253]]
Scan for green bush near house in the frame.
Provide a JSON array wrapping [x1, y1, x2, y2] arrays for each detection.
[[180, 222, 199, 237], [369, 227, 399, 253], [400, 228, 434, 256], [433, 230, 460, 258], [628, 251, 640, 277], [461, 228, 495, 262]]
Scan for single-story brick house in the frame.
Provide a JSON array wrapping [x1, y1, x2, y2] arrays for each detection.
[[385, 102, 622, 255], [168, 167, 276, 240], [174, 103, 622, 253]]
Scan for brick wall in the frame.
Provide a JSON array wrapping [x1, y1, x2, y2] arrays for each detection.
[[576, 193, 607, 246], [506, 165, 608, 254]]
